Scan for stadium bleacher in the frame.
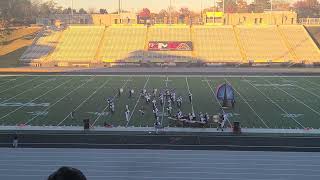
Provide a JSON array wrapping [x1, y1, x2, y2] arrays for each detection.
[[279, 25, 320, 64], [99, 25, 146, 63], [146, 25, 193, 63], [50, 26, 104, 64], [236, 25, 293, 63], [19, 25, 320, 66], [193, 25, 243, 63], [20, 29, 63, 63]]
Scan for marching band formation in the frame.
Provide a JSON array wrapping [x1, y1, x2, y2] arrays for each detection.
[[102, 86, 232, 131]]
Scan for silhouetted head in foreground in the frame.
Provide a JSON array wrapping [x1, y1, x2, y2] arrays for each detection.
[[48, 166, 87, 180]]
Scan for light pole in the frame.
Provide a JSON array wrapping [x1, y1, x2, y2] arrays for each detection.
[[222, 0, 225, 14], [213, 0, 216, 23], [118, 0, 121, 14], [201, 0, 203, 23], [169, 0, 172, 25], [71, 0, 74, 24]]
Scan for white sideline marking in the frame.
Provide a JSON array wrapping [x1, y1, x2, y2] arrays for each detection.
[[91, 77, 130, 126], [0, 79, 72, 122], [126, 76, 150, 127], [185, 77, 195, 114], [243, 77, 305, 129], [24, 77, 94, 125], [224, 78, 269, 128], [57, 79, 111, 126], [264, 78, 320, 117], [0, 77, 40, 95], [203, 77, 232, 127]]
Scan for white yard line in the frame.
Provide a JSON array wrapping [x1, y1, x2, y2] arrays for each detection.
[[24, 77, 95, 125], [280, 77, 320, 100], [0, 77, 41, 95], [57, 79, 111, 126], [264, 78, 320, 117], [185, 77, 195, 113], [91, 78, 131, 126], [126, 76, 150, 127], [224, 78, 269, 128], [0, 78, 56, 105], [243, 77, 305, 129], [304, 78, 320, 88], [160, 76, 169, 125], [0, 78, 74, 124], [203, 77, 232, 127], [0, 76, 24, 87]]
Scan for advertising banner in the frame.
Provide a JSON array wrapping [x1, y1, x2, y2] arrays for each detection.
[[148, 41, 193, 51]]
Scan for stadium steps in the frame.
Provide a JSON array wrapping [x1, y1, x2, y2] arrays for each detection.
[[101, 26, 147, 64], [301, 25, 320, 64], [50, 26, 105, 65], [236, 25, 293, 64], [19, 28, 45, 62], [276, 26, 299, 63], [94, 26, 108, 63], [192, 26, 243, 64], [144, 26, 150, 51], [146, 25, 193, 63], [278, 25, 320, 64], [43, 30, 65, 63], [190, 26, 196, 59], [232, 26, 248, 63]]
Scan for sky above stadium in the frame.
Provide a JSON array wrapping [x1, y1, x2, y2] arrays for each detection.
[[52, 0, 249, 13]]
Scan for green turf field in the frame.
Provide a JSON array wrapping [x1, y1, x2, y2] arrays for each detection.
[[0, 75, 319, 129]]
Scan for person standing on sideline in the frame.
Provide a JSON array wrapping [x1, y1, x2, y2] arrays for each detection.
[[188, 92, 192, 103], [13, 134, 18, 148]]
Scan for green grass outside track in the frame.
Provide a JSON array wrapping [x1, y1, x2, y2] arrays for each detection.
[[0, 75, 319, 129]]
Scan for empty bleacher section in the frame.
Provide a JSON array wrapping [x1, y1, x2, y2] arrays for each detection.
[[50, 26, 104, 66], [193, 26, 243, 63], [99, 26, 146, 63], [145, 25, 193, 63], [19, 25, 320, 66], [279, 25, 320, 63], [236, 26, 293, 63], [0, 27, 41, 42], [20, 29, 63, 64]]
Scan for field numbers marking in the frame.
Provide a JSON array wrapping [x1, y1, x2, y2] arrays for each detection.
[[243, 77, 305, 129]]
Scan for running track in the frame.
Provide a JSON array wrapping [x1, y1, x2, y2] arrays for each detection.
[[1, 148, 320, 180]]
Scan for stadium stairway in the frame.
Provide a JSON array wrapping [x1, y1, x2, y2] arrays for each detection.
[[276, 25, 299, 64], [236, 25, 293, 64], [232, 25, 248, 63], [93, 26, 108, 64], [278, 25, 320, 64]]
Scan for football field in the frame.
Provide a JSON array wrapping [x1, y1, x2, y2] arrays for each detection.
[[0, 75, 319, 129]]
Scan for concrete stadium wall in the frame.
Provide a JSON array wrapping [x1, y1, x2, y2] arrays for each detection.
[[305, 25, 320, 48]]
